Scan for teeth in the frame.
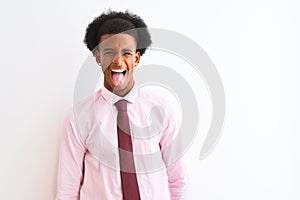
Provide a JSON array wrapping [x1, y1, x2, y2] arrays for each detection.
[[111, 69, 125, 73]]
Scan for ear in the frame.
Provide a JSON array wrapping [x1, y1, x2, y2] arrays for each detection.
[[95, 50, 101, 66], [134, 51, 141, 67]]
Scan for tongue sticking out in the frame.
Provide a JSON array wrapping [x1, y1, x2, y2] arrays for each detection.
[[112, 72, 124, 86]]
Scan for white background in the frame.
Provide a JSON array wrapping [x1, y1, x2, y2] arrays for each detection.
[[0, 0, 299, 199]]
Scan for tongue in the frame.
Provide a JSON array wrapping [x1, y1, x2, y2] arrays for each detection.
[[112, 72, 124, 86]]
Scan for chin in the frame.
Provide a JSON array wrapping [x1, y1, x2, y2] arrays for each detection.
[[112, 85, 126, 92]]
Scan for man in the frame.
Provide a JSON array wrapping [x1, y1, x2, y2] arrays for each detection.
[[56, 10, 189, 200]]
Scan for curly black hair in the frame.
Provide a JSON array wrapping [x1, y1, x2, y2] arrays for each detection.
[[84, 10, 152, 56]]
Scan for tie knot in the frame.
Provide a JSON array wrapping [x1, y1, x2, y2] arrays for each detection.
[[115, 100, 128, 111]]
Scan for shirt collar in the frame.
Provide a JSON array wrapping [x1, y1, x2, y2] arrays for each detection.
[[101, 84, 139, 106]]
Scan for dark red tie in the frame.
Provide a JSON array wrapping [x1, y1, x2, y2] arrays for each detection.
[[115, 100, 141, 200]]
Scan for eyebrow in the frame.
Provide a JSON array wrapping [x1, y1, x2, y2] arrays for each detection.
[[102, 48, 135, 52], [122, 49, 134, 52], [102, 48, 114, 52]]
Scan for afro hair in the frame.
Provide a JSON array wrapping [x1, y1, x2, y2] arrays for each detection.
[[83, 10, 152, 56]]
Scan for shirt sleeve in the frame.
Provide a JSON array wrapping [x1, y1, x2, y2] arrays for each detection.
[[159, 99, 191, 200], [56, 109, 87, 200]]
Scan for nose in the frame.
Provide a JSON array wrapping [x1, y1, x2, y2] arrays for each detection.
[[112, 53, 124, 65]]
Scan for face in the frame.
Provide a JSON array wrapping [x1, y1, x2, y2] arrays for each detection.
[[96, 33, 140, 97]]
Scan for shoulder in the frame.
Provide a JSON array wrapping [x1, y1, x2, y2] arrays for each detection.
[[137, 85, 178, 105], [136, 85, 182, 119], [63, 90, 102, 138], [71, 90, 102, 119]]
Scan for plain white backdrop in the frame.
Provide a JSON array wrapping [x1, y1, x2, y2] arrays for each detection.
[[0, 0, 299, 199]]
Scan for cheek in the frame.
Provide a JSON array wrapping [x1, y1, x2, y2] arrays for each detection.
[[100, 61, 111, 71], [101, 57, 113, 66], [126, 59, 136, 69], [100, 63, 110, 73]]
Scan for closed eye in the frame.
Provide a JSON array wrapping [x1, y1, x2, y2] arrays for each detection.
[[104, 51, 114, 55], [123, 51, 132, 56]]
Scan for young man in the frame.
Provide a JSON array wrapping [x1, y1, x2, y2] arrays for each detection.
[[56, 10, 189, 200]]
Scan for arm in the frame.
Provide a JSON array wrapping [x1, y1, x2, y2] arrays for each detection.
[[56, 109, 87, 200], [159, 101, 190, 200]]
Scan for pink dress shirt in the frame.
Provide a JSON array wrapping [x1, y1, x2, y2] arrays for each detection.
[[56, 85, 190, 200]]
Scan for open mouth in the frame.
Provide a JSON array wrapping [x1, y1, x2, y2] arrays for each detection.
[[111, 69, 126, 75], [111, 69, 126, 86]]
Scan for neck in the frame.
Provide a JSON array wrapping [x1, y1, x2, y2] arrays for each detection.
[[106, 81, 135, 97]]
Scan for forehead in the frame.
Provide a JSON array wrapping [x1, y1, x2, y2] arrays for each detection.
[[99, 33, 137, 50]]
